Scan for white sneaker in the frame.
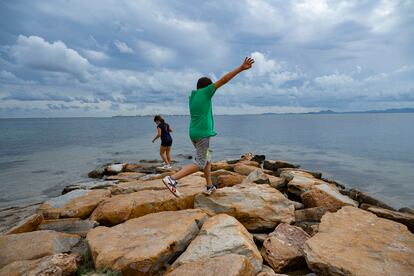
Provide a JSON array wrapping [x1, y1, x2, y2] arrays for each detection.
[[162, 176, 181, 197]]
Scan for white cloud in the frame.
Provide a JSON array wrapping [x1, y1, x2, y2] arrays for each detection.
[[114, 40, 134, 54], [137, 41, 175, 65], [10, 35, 91, 80], [250, 52, 280, 76], [82, 49, 108, 61]]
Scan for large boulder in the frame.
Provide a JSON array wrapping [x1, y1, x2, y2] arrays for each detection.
[[361, 204, 414, 233], [106, 172, 145, 182], [278, 168, 322, 180], [211, 161, 234, 171], [172, 214, 262, 273], [0, 230, 80, 268], [294, 207, 326, 223], [261, 223, 310, 273], [0, 253, 81, 276], [301, 184, 358, 212], [341, 188, 395, 210], [90, 174, 206, 225], [304, 206, 414, 275], [62, 180, 117, 194], [5, 213, 44, 235], [38, 189, 111, 219], [86, 209, 208, 275], [104, 163, 126, 175], [210, 169, 245, 188], [166, 254, 255, 276], [195, 183, 295, 231]]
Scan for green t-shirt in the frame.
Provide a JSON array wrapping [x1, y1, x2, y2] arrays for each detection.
[[189, 83, 217, 141]]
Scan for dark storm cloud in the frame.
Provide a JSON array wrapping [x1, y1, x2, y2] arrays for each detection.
[[0, 0, 413, 117]]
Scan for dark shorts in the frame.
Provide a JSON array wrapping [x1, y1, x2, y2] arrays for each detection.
[[161, 139, 172, 147]]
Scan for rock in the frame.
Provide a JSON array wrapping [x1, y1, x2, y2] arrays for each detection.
[[0, 253, 82, 276], [240, 152, 254, 161], [277, 168, 322, 180], [172, 214, 262, 273], [38, 189, 111, 219], [86, 209, 208, 274], [210, 169, 245, 188], [88, 167, 105, 178], [195, 183, 295, 231], [62, 180, 117, 194], [5, 213, 44, 235], [38, 218, 99, 237], [106, 172, 145, 182], [301, 184, 358, 212], [0, 203, 40, 234], [234, 164, 262, 176], [0, 230, 80, 268], [287, 175, 327, 196], [252, 233, 268, 245], [91, 174, 206, 225], [295, 207, 326, 223], [264, 160, 299, 171], [242, 168, 270, 184], [304, 206, 414, 276], [294, 221, 319, 236], [290, 201, 304, 210], [340, 188, 395, 210], [399, 207, 414, 215], [261, 223, 310, 273], [104, 163, 126, 175], [360, 204, 414, 232], [268, 175, 286, 190], [320, 177, 346, 190], [166, 254, 255, 276], [211, 161, 234, 171], [237, 159, 261, 167], [124, 163, 144, 172], [257, 265, 288, 276]]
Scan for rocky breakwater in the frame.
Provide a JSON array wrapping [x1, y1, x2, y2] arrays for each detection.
[[0, 153, 413, 275]]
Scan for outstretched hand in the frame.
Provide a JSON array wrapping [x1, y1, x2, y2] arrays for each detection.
[[240, 57, 255, 71]]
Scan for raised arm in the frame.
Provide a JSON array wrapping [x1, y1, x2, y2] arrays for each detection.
[[214, 57, 254, 90]]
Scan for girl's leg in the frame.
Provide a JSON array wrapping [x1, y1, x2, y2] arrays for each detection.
[[160, 146, 168, 164], [166, 146, 172, 164]]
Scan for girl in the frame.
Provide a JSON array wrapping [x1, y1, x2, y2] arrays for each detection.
[[152, 115, 173, 169]]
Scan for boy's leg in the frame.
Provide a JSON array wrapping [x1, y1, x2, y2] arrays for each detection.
[[171, 163, 199, 180], [203, 161, 212, 187], [159, 146, 168, 164]]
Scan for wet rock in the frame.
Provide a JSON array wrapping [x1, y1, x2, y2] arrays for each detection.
[[261, 223, 310, 273], [62, 180, 117, 194], [123, 163, 144, 172], [0, 230, 80, 268], [88, 167, 105, 178], [264, 160, 299, 171], [293, 221, 319, 236], [340, 188, 395, 210], [287, 175, 327, 196], [0, 203, 40, 234], [277, 168, 322, 180], [195, 183, 295, 231], [295, 207, 326, 223], [304, 206, 414, 276], [399, 207, 414, 215], [320, 177, 346, 190], [301, 184, 358, 212], [38, 218, 99, 237], [91, 174, 206, 225], [211, 161, 235, 171], [104, 163, 126, 175], [166, 254, 255, 276], [106, 172, 145, 182], [0, 253, 81, 276], [86, 209, 208, 275], [257, 265, 288, 276], [39, 189, 111, 219], [172, 214, 262, 273], [361, 204, 414, 232], [5, 213, 44, 235]]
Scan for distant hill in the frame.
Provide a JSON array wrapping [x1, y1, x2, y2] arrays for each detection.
[[305, 108, 414, 115]]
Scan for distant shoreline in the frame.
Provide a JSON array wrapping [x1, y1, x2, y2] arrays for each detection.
[[1, 107, 414, 119]]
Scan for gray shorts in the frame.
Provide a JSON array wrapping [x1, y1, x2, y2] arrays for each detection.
[[192, 137, 211, 170]]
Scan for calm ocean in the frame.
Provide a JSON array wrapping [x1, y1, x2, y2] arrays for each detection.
[[0, 114, 413, 209]]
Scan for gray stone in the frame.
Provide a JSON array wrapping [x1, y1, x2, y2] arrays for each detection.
[[62, 180, 117, 194], [340, 188, 395, 210], [38, 218, 99, 237]]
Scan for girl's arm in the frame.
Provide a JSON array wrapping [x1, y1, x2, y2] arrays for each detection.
[[152, 128, 162, 143], [168, 125, 173, 132]]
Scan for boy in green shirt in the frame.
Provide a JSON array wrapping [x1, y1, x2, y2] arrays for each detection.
[[162, 57, 255, 197]]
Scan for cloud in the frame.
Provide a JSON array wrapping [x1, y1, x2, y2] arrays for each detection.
[[82, 49, 108, 61], [136, 40, 175, 66], [10, 35, 92, 81], [114, 40, 134, 54], [249, 52, 280, 76]]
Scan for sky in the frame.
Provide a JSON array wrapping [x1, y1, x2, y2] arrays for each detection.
[[0, 0, 413, 117]]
